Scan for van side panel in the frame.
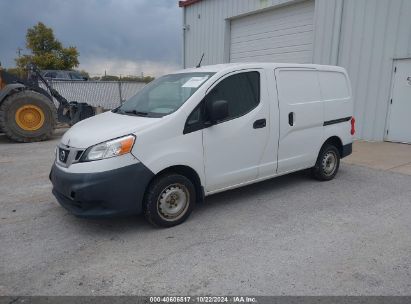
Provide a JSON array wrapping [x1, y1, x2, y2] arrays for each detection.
[[275, 68, 324, 173], [319, 71, 352, 123], [319, 70, 353, 146]]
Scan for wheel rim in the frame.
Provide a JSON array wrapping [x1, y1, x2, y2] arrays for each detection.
[[157, 183, 190, 221], [15, 104, 45, 131], [322, 150, 337, 176]]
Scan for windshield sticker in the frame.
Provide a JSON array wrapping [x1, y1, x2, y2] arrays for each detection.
[[182, 76, 209, 88]]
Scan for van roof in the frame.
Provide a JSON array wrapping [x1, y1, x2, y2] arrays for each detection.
[[174, 62, 346, 74]]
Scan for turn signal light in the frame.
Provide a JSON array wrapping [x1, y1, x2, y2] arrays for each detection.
[[0, 74, 5, 90], [118, 136, 135, 155]]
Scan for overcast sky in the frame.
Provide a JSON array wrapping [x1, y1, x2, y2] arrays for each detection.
[[0, 0, 182, 76]]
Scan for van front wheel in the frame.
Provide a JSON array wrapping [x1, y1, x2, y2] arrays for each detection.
[[312, 144, 340, 181], [144, 173, 196, 228]]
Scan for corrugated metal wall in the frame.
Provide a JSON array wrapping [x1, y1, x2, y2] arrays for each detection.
[[182, 0, 411, 141], [337, 0, 411, 141], [312, 0, 343, 65]]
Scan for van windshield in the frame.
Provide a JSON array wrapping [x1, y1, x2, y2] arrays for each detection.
[[114, 72, 215, 118]]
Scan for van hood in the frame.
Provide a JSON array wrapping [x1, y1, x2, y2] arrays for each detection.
[[61, 111, 161, 148]]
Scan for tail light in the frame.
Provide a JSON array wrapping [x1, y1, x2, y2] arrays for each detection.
[[0, 73, 5, 90], [350, 117, 356, 135]]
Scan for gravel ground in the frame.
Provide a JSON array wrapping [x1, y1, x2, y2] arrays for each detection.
[[0, 130, 410, 296]]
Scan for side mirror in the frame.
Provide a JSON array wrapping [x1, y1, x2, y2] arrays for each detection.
[[207, 99, 229, 124]]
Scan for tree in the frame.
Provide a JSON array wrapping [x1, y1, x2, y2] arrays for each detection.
[[100, 75, 120, 81], [121, 75, 155, 83], [142, 76, 155, 83], [16, 22, 79, 70], [75, 70, 90, 79], [4, 67, 26, 79]]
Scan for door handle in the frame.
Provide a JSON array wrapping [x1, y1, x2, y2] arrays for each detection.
[[288, 112, 294, 126], [253, 118, 266, 129]]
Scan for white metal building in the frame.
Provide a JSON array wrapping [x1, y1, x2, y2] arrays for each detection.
[[179, 0, 411, 142]]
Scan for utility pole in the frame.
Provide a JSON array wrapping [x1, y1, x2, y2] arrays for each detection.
[[16, 47, 23, 57]]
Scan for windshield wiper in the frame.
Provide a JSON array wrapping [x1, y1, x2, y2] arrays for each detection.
[[124, 110, 148, 116]]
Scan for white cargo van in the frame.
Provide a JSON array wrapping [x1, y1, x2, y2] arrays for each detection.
[[50, 63, 355, 227]]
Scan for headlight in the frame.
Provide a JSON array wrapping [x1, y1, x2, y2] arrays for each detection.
[[82, 135, 135, 161]]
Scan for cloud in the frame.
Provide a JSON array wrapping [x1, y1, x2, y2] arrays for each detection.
[[80, 57, 180, 77], [0, 0, 182, 75]]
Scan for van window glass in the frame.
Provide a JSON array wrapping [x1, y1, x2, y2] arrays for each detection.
[[57, 72, 69, 79], [70, 72, 83, 80], [184, 104, 205, 134], [205, 71, 260, 121], [187, 106, 201, 125], [277, 69, 320, 104], [319, 71, 350, 100], [115, 72, 215, 118], [45, 72, 57, 78]]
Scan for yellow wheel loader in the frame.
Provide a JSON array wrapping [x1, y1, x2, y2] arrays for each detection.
[[0, 63, 94, 143]]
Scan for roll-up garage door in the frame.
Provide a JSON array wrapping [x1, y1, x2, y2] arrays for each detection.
[[230, 0, 315, 63]]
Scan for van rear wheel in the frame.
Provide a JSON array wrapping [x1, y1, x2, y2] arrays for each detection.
[[311, 144, 340, 181], [144, 173, 196, 228]]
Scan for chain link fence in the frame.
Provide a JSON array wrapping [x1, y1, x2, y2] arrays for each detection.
[[39, 81, 146, 109]]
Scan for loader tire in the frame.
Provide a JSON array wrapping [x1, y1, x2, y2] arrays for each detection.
[[0, 90, 57, 142]]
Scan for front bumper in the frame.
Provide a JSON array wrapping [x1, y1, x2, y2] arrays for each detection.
[[50, 162, 154, 217]]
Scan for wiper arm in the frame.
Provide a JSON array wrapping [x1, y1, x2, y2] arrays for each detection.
[[112, 107, 122, 113], [124, 110, 148, 116]]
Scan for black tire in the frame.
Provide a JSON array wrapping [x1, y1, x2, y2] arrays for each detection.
[[0, 90, 57, 142], [144, 173, 196, 228], [311, 144, 340, 181]]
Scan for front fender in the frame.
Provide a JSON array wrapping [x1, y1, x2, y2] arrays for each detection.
[[29, 86, 53, 101], [0, 84, 53, 104], [133, 130, 206, 187], [0, 84, 26, 103]]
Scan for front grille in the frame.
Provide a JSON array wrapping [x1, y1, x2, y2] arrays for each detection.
[[75, 150, 84, 161], [56, 145, 84, 167]]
